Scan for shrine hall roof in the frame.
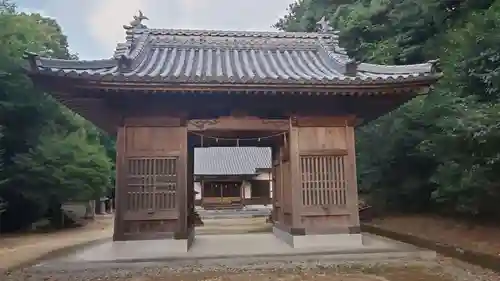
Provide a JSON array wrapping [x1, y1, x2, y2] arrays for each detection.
[[24, 26, 440, 87], [194, 147, 271, 176]]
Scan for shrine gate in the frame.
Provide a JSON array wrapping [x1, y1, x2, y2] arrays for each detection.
[[24, 13, 440, 250]]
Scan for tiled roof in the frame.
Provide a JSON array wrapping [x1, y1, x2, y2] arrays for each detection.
[[25, 26, 440, 86], [194, 147, 271, 176]]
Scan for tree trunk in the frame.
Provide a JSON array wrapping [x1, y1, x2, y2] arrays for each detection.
[[84, 200, 96, 219], [94, 196, 102, 214]]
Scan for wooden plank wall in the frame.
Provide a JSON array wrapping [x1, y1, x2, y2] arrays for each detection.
[[287, 117, 360, 235], [273, 143, 293, 227], [115, 118, 189, 241]]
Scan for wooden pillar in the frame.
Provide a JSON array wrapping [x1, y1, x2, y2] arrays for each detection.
[[186, 141, 195, 230], [270, 146, 279, 223], [241, 182, 245, 206], [200, 180, 204, 207], [113, 126, 126, 241], [277, 146, 285, 224], [175, 126, 189, 239], [345, 125, 361, 229], [289, 126, 302, 231]]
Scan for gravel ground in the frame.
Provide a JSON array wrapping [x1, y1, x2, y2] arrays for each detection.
[[2, 255, 500, 281], [369, 215, 500, 257]]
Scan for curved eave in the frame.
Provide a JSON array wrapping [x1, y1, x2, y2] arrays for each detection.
[[29, 68, 440, 88], [23, 52, 117, 70], [38, 58, 117, 69], [358, 62, 435, 75]]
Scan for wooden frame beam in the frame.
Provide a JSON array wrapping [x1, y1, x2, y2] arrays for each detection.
[[187, 116, 290, 132]]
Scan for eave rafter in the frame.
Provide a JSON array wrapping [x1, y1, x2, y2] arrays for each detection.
[[36, 73, 439, 96]]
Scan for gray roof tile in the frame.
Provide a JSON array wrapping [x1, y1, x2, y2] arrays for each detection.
[[194, 147, 271, 176], [25, 26, 440, 86]]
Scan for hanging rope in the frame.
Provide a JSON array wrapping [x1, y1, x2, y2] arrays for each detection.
[[189, 131, 286, 142]]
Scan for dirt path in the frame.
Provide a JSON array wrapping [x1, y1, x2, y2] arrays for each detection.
[[125, 260, 494, 281], [3, 215, 500, 280], [5, 256, 500, 281], [0, 215, 113, 272], [368, 215, 500, 256]]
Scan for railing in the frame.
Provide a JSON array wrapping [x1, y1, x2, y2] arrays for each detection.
[[300, 155, 347, 206]]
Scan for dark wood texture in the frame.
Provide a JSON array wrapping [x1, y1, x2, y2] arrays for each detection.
[[113, 114, 361, 241], [115, 125, 188, 241]]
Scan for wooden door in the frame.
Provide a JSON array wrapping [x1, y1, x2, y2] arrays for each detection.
[[121, 126, 186, 240]]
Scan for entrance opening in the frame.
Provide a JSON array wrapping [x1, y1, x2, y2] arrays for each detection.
[[193, 146, 273, 210], [189, 129, 279, 236], [202, 181, 242, 209]]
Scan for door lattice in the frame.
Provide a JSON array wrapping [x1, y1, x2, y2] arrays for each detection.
[[126, 157, 178, 212]]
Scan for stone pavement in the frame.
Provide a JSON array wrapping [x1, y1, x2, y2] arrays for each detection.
[[0, 215, 269, 272], [0, 215, 113, 272], [34, 233, 435, 271]]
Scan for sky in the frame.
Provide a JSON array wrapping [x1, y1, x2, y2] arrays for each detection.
[[15, 0, 295, 60]]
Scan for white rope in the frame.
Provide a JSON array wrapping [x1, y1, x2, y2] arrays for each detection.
[[190, 131, 286, 142]]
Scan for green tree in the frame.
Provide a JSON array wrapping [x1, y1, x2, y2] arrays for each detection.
[[276, 0, 500, 216], [12, 127, 112, 204], [0, 0, 115, 231]]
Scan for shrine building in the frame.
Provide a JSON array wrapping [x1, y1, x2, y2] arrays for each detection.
[[194, 147, 272, 209], [23, 13, 440, 250]]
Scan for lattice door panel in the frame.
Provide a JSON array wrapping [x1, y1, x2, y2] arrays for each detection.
[[126, 157, 177, 214], [300, 155, 347, 206]]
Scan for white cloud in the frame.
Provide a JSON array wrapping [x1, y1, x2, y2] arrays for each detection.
[[78, 0, 294, 58], [86, 0, 152, 54], [15, 0, 294, 59]]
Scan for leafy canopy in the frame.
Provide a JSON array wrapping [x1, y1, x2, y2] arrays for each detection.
[[0, 0, 115, 231], [276, 0, 500, 216]]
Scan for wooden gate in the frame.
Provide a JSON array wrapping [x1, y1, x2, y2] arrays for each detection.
[[119, 125, 187, 240], [123, 157, 178, 238]]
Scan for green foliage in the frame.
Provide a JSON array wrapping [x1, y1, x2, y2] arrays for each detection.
[[12, 128, 113, 203], [277, 0, 500, 216], [0, 0, 115, 231]]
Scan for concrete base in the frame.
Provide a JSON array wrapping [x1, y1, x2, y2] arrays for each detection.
[[34, 233, 436, 270], [273, 226, 363, 249], [91, 238, 191, 260]]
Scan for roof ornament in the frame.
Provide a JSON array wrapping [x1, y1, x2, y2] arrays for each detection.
[[123, 10, 149, 30], [22, 51, 40, 72], [345, 60, 359, 77], [317, 16, 333, 33], [428, 59, 441, 73]]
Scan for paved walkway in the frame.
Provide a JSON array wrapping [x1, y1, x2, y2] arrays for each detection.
[[0, 215, 113, 272], [35, 233, 434, 269]]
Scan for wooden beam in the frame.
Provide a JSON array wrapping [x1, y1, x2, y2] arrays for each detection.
[[124, 116, 183, 127], [71, 79, 437, 94], [299, 149, 348, 156], [187, 116, 290, 131], [294, 116, 357, 127]]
